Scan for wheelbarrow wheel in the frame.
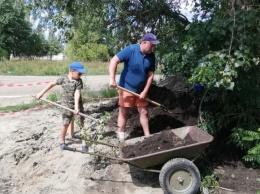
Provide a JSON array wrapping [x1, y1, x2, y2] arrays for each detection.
[[159, 158, 200, 194]]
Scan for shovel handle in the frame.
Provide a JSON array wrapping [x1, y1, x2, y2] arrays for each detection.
[[33, 96, 97, 121], [116, 85, 162, 107]]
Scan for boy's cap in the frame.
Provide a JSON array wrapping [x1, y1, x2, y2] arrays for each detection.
[[142, 33, 160, 45], [70, 61, 86, 73]]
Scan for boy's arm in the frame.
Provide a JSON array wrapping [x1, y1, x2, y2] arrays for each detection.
[[36, 81, 57, 99], [74, 89, 81, 114]]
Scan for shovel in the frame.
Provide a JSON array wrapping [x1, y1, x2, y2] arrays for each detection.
[[116, 85, 181, 115], [32, 96, 97, 122]]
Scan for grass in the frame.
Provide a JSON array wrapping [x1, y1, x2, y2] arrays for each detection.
[[0, 101, 46, 113], [0, 60, 123, 76]]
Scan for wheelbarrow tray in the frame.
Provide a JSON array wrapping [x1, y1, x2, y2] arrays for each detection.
[[120, 126, 213, 169]]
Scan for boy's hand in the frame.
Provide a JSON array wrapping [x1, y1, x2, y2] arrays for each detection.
[[74, 108, 80, 114], [35, 93, 43, 100]]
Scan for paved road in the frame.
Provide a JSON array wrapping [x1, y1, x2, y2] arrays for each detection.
[[0, 75, 162, 107], [0, 75, 119, 107]]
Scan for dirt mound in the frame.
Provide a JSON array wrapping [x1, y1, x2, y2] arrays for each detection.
[[104, 75, 200, 139]]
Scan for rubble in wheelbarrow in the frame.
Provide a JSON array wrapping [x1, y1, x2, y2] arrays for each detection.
[[121, 130, 195, 158]]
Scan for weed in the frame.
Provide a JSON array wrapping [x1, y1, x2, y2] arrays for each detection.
[[201, 174, 219, 193]]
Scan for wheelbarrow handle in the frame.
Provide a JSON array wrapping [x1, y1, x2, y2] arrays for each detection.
[[116, 85, 165, 109], [33, 96, 97, 122]]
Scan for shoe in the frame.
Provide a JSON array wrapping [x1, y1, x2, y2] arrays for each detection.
[[60, 143, 67, 150], [117, 132, 125, 142], [82, 146, 88, 152]]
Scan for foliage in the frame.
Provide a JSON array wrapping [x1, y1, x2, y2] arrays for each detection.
[[0, 0, 63, 59], [231, 128, 260, 165], [63, 11, 109, 61], [99, 88, 118, 98], [27, 0, 190, 56], [0, 101, 46, 113], [46, 33, 63, 59], [46, 92, 60, 102], [64, 42, 109, 61], [201, 174, 219, 193], [0, 48, 8, 60], [166, 0, 260, 165], [80, 111, 117, 169]]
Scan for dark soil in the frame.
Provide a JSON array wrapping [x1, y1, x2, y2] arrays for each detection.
[[121, 130, 195, 158], [89, 75, 260, 193]]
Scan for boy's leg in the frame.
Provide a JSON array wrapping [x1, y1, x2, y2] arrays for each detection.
[[67, 116, 74, 136], [60, 124, 69, 144], [78, 113, 87, 152], [80, 121, 86, 146], [60, 109, 73, 149]]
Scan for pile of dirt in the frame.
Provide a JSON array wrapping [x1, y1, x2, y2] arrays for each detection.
[[104, 75, 200, 139]]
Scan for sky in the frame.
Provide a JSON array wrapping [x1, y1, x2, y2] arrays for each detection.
[[179, 0, 195, 21]]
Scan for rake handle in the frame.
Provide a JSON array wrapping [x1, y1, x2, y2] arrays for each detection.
[[33, 96, 97, 121]]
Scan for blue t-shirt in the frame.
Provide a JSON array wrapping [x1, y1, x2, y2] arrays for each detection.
[[117, 44, 156, 93]]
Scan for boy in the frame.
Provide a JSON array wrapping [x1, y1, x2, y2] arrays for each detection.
[[36, 61, 88, 152]]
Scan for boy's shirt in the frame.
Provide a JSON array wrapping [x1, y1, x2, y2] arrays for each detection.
[[56, 76, 83, 109]]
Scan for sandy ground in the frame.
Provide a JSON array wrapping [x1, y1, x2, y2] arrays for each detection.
[[0, 107, 164, 194], [1, 75, 259, 194], [0, 75, 165, 194]]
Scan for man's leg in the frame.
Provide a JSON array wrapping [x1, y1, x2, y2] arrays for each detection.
[[118, 106, 129, 132], [138, 106, 150, 136]]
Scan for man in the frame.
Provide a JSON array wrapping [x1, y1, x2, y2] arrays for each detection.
[[109, 33, 160, 141]]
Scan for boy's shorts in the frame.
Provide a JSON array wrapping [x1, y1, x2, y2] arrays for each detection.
[[61, 103, 85, 125], [118, 89, 149, 107]]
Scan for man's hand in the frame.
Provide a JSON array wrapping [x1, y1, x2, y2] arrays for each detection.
[[139, 91, 147, 99], [109, 79, 117, 88]]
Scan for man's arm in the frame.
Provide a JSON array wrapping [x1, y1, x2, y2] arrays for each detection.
[[36, 81, 57, 99], [109, 55, 121, 88], [139, 71, 154, 99]]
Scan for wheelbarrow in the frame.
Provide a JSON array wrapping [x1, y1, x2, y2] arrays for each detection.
[[71, 126, 214, 194]]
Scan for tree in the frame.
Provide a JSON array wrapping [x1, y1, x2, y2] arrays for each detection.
[[63, 12, 109, 61], [27, 0, 190, 55], [0, 0, 32, 58], [46, 32, 63, 60], [0, 0, 54, 59], [28, 0, 260, 164]]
